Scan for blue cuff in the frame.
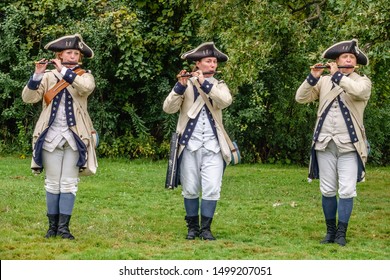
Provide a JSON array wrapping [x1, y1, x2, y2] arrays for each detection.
[[200, 80, 213, 94], [331, 71, 344, 85], [62, 69, 78, 84], [173, 82, 187, 95], [306, 73, 319, 86], [27, 77, 41, 90]]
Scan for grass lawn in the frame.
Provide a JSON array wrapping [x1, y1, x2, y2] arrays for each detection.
[[0, 156, 389, 260]]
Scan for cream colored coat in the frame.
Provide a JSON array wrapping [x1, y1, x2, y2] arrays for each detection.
[[296, 72, 371, 179], [163, 77, 232, 164], [22, 69, 97, 174]]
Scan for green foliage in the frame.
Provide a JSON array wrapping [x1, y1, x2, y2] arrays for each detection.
[[0, 0, 195, 158], [0, 0, 389, 165], [16, 120, 30, 158], [98, 132, 169, 160], [195, 0, 390, 165]]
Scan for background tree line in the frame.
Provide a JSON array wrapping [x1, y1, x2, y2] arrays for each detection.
[[0, 0, 389, 165]]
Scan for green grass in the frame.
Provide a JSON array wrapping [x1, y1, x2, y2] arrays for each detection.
[[0, 156, 389, 260]]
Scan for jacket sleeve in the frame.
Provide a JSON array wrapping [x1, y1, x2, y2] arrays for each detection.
[[295, 74, 321, 104], [207, 80, 232, 109], [338, 74, 371, 101], [163, 82, 185, 114], [22, 75, 48, 104], [63, 69, 95, 97]]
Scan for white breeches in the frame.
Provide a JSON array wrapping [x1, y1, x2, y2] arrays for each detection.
[[180, 147, 224, 200], [42, 144, 79, 195], [316, 140, 358, 199]]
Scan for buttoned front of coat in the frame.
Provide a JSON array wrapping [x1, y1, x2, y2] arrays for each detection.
[[163, 77, 232, 164], [22, 68, 96, 173], [314, 97, 356, 153], [296, 72, 371, 180]]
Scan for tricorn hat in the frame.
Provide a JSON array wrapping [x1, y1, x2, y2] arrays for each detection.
[[322, 39, 368, 65], [44, 34, 94, 58], [181, 42, 229, 62]]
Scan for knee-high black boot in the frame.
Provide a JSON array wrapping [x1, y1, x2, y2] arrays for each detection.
[[199, 215, 216, 240], [45, 214, 59, 238], [320, 219, 337, 244], [57, 214, 75, 240], [185, 216, 200, 240], [334, 222, 348, 246]]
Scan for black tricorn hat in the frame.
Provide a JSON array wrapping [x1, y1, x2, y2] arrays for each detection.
[[322, 39, 369, 65], [44, 34, 94, 58], [181, 42, 229, 62]]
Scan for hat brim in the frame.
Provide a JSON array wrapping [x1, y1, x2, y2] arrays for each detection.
[[322, 39, 368, 65], [44, 34, 94, 58], [181, 42, 228, 62]]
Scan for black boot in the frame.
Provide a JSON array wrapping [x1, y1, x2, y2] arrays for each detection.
[[185, 216, 200, 240], [199, 215, 216, 240], [334, 222, 348, 246], [57, 214, 75, 240], [45, 214, 59, 238], [320, 219, 336, 244]]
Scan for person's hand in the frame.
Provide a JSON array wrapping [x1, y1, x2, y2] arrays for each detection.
[[310, 63, 324, 79], [192, 70, 205, 85], [177, 70, 190, 86], [34, 59, 48, 74], [51, 58, 64, 73], [327, 62, 339, 76]]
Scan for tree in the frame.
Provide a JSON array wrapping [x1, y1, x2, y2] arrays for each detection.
[[1, 0, 389, 165], [192, 0, 390, 164]]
